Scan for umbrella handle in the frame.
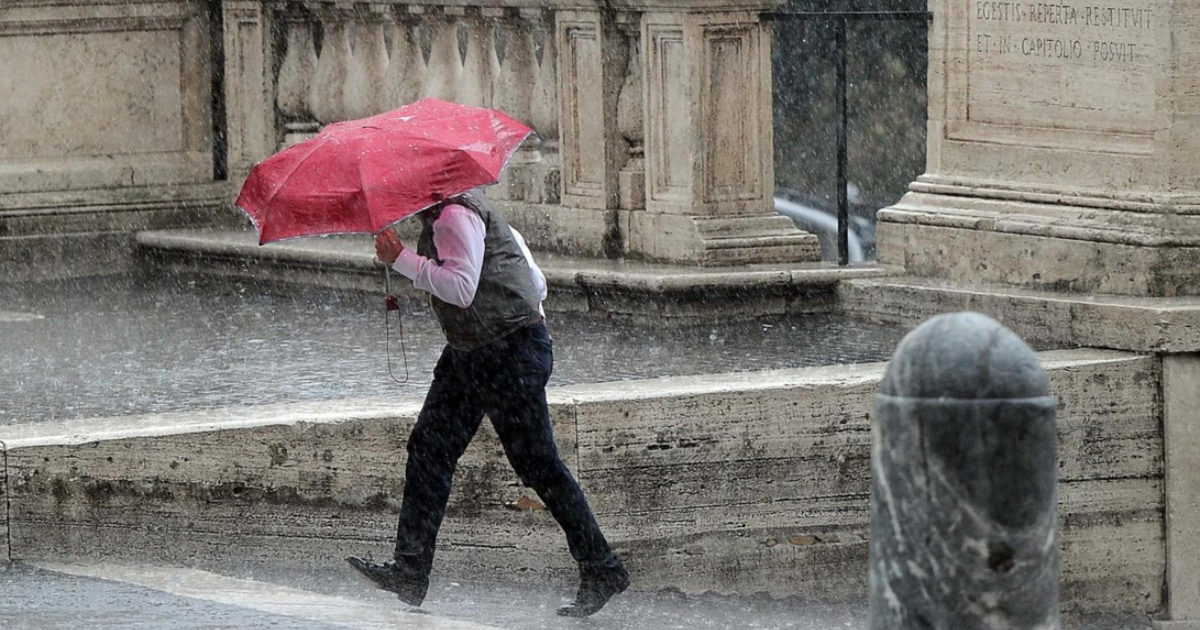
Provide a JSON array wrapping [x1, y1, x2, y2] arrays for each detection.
[[384, 266, 410, 385]]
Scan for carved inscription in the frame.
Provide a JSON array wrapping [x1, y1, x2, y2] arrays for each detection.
[[975, 4, 1152, 63], [966, 1, 1159, 135]]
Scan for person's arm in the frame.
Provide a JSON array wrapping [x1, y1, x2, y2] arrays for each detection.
[[391, 205, 486, 308], [510, 227, 547, 303]]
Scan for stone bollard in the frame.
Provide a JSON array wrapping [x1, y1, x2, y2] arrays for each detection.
[[868, 313, 1060, 630]]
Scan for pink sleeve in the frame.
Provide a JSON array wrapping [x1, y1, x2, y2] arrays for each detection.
[[391, 205, 485, 308]]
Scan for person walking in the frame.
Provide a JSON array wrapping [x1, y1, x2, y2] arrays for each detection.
[[346, 190, 629, 617]]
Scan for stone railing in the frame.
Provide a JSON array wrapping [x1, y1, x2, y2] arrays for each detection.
[[221, 0, 820, 265], [270, 2, 561, 204]]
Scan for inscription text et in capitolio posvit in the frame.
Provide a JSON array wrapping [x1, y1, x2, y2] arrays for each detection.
[[973, 3, 1153, 64]]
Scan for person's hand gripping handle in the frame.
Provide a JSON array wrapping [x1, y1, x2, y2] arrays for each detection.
[[375, 228, 404, 266]]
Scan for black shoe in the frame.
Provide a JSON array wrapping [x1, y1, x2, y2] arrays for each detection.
[[557, 563, 631, 617], [345, 556, 429, 607]]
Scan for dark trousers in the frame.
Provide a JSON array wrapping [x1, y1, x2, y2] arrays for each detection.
[[394, 322, 617, 574]]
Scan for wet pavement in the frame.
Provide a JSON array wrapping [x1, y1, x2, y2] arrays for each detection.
[[0, 563, 345, 630], [1, 274, 907, 424], [0, 561, 1157, 630]]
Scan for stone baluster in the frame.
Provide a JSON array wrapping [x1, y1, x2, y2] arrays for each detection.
[[530, 9, 559, 154], [421, 8, 462, 102], [616, 14, 644, 211], [458, 8, 500, 108], [343, 4, 389, 120], [491, 9, 540, 201], [276, 5, 321, 146], [529, 8, 560, 204], [494, 10, 535, 125], [276, 7, 318, 121], [383, 6, 426, 107], [308, 2, 352, 124]]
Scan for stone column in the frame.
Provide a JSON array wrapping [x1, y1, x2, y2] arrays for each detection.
[[383, 6, 426, 107], [275, 4, 320, 147], [616, 13, 645, 215], [342, 3, 389, 120], [422, 8, 462, 102], [630, 3, 817, 265], [223, 0, 277, 184], [878, 1, 1200, 297], [529, 8, 561, 204]]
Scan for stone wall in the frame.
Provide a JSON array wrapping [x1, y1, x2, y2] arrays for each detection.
[[0, 0, 230, 282], [0, 0, 214, 193], [0, 349, 1165, 612]]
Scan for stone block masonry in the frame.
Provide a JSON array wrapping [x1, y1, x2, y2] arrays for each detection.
[[0, 350, 1165, 613]]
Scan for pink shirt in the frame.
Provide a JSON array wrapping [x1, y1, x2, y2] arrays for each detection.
[[392, 204, 547, 312]]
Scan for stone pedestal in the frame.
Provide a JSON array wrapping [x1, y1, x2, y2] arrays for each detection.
[[0, 0, 228, 283], [556, 2, 819, 265], [878, 1, 1200, 297]]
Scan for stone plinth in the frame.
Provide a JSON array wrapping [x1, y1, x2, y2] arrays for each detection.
[[556, 2, 820, 266], [878, 1, 1200, 296]]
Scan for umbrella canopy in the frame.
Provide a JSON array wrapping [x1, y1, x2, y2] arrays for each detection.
[[235, 98, 533, 244]]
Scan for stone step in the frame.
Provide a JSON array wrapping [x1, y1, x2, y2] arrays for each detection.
[[135, 228, 896, 320], [839, 276, 1200, 353], [0, 349, 1167, 617], [9, 561, 1151, 630], [692, 215, 803, 239], [0, 183, 235, 284]]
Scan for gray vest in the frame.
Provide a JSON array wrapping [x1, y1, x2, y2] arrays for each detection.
[[417, 193, 542, 351]]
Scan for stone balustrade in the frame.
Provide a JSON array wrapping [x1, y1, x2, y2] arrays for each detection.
[[265, 1, 561, 205], [221, 0, 820, 265]]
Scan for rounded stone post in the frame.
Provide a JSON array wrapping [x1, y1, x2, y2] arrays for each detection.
[[869, 312, 1059, 630], [530, 9, 558, 153], [494, 12, 536, 126], [616, 15, 644, 212]]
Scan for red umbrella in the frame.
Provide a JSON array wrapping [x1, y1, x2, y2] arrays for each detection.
[[235, 98, 532, 244]]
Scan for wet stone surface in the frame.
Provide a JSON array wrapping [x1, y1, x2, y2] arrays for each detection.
[[0, 562, 1154, 630], [1, 274, 907, 424], [0, 563, 344, 630]]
